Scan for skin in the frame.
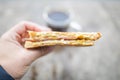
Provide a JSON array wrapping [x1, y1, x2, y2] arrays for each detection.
[[0, 21, 53, 80]]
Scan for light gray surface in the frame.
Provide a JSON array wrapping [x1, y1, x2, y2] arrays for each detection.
[[0, 0, 120, 80]]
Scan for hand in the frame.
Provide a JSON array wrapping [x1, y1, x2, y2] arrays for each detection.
[[0, 21, 53, 79]]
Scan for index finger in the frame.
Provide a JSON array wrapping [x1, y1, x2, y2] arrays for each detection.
[[11, 21, 51, 35]]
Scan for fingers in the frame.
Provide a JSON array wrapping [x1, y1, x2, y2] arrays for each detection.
[[24, 46, 54, 64], [29, 46, 54, 57], [11, 21, 51, 36], [1, 21, 51, 42]]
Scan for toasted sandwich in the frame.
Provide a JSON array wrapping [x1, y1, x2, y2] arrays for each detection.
[[24, 31, 101, 48]]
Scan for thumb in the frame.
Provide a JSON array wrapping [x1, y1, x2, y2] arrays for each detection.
[[23, 46, 54, 65]]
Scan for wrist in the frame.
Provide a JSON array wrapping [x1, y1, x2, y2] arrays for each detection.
[[0, 65, 14, 80], [0, 39, 18, 79]]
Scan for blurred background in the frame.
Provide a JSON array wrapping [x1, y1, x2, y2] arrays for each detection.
[[0, 0, 120, 80]]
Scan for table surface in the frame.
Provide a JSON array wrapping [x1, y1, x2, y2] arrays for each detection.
[[0, 0, 120, 80]]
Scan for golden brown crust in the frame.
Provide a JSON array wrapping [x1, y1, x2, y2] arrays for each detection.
[[28, 31, 101, 41], [24, 40, 94, 48]]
